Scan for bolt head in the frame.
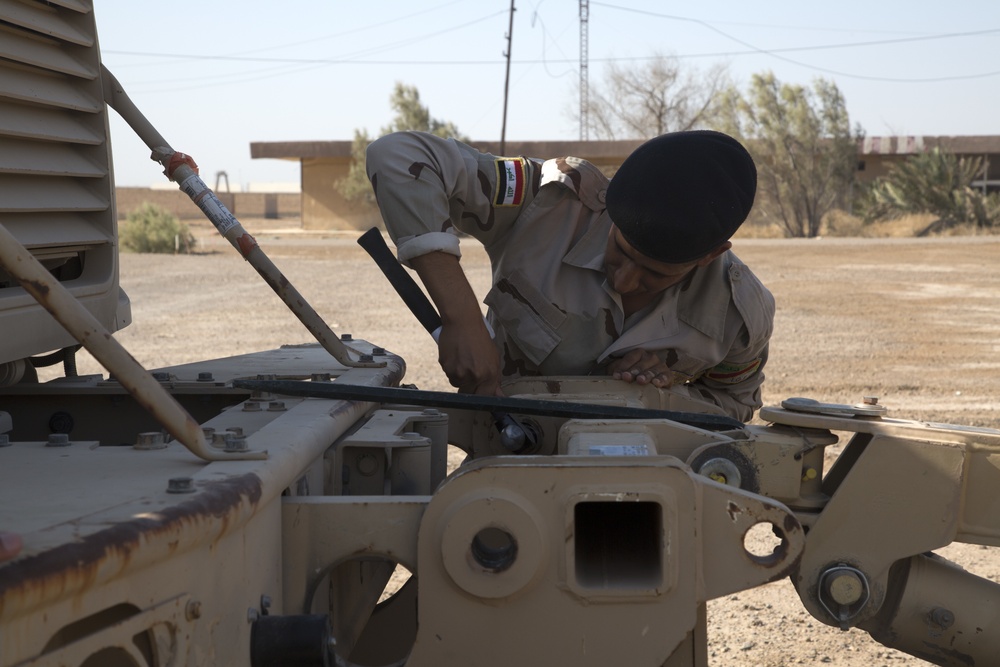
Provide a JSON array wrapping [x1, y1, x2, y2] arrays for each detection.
[[185, 600, 202, 620], [167, 477, 195, 494], [46, 433, 71, 447], [827, 571, 864, 605]]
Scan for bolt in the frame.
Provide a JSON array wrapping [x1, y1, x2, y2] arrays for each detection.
[[267, 401, 286, 412], [928, 606, 955, 629], [185, 600, 202, 621], [0, 434, 10, 447], [134, 432, 166, 450], [422, 408, 442, 416], [211, 432, 229, 449], [46, 433, 71, 447], [826, 570, 865, 605], [371, 347, 386, 356], [224, 435, 249, 453], [167, 477, 195, 494], [356, 453, 380, 476], [341, 333, 352, 341], [247, 608, 259, 623], [260, 595, 272, 613], [152, 371, 170, 382], [227, 427, 244, 436], [243, 400, 262, 412], [697, 457, 742, 488], [862, 396, 879, 406], [359, 354, 374, 363], [197, 372, 214, 382], [401, 431, 424, 440], [202, 427, 216, 439]]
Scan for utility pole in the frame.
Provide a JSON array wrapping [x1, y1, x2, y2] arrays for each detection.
[[579, 0, 589, 141], [500, 0, 516, 155]]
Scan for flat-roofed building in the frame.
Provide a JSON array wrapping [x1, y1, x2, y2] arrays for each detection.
[[251, 136, 1000, 230]]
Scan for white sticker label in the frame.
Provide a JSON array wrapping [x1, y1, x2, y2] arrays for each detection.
[[587, 444, 651, 456], [178, 174, 239, 235]]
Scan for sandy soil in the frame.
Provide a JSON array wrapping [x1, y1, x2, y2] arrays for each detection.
[[60, 221, 1000, 666]]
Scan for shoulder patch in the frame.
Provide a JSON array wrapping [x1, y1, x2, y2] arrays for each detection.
[[494, 157, 527, 206], [705, 358, 762, 384]]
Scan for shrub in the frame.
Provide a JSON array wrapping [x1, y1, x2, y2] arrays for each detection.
[[120, 203, 197, 254], [855, 148, 999, 233]]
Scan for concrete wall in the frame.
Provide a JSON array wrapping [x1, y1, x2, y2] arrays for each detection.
[[301, 158, 383, 231], [115, 187, 301, 221]]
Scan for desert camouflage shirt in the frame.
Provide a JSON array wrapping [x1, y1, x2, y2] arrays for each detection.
[[366, 131, 775, 421]]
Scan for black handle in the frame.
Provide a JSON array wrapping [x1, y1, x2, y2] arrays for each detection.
[[357, 227, 442, 336]]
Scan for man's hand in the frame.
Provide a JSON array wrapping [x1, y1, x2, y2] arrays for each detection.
[[409, 251, 504, 396], [437, 319, 503, 396], [0, 531, 23, 563], [608, 349, 675, 388]]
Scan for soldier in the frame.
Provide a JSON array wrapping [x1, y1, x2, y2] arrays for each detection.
[[366, 130, 773, 421]]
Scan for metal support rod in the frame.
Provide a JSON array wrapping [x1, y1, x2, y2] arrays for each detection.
[[500, 0, 515, 155], [0, 224, 264, 461], [100, 65, 380, 369]]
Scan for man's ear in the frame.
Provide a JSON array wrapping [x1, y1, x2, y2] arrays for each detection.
[[696, 241, 732, 267]]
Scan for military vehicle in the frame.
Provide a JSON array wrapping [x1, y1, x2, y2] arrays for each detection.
[[1, 3, 998, 666]]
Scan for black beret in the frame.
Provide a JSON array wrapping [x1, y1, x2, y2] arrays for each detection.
[[605, 130, 757, 264]]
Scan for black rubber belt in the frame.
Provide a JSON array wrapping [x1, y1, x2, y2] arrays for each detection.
[[232, 379, 744, 431]]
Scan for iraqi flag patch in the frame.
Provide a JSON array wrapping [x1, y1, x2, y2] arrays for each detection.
[[705, 358, 762, 384], [494, 158, 527, 206]]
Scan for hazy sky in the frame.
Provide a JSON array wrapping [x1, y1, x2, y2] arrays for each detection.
[[96, 1, 1000, 188]]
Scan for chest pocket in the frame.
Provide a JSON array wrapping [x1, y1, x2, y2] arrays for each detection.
[[484, 268, 566, 366]]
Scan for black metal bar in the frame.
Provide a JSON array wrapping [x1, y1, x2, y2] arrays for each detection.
[[357, 228, 442, 336], [231, 379, 744, 431]]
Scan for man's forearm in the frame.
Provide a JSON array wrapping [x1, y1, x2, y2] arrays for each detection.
[[409, 251, 485, 328], [409, 251, 500, 394]]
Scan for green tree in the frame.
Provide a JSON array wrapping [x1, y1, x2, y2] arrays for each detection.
[[575, 53, 730, 140], [856, 148, 997, 233], [719, 72, 861, 238], [337, 83, 468, 202]]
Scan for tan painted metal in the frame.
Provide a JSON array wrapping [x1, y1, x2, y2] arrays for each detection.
[[0, 222, 257, 462], [5, 2, 1000, 666]]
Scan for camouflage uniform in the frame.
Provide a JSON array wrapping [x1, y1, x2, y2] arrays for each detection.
[[367, 131, 774, 421]]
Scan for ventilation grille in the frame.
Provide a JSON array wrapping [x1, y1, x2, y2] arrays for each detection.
[[0, 0, 127, 365]]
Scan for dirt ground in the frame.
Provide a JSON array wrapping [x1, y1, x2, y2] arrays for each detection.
[[64, 220, 1000, 666]]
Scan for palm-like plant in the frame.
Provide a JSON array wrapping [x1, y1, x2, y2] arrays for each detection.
[[857, 148, 996, 233]]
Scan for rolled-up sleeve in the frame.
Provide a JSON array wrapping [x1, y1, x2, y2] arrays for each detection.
[[366, 131, 532, 266], [690, 277, 775, 421]]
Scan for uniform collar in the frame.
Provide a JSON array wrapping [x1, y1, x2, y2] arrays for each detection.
[[562, 213, 612, 271], [561, 215, 734, 341], [675, 251, 733, 340]]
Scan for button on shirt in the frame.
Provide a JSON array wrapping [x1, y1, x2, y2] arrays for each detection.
[[366, 131, 775, 421]]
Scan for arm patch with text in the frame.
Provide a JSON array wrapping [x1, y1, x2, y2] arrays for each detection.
[[494, 158, 527, 206], [705, 358, 762, 384]]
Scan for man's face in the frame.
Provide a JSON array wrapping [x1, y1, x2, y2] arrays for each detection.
[[603, 227, 700, 298]]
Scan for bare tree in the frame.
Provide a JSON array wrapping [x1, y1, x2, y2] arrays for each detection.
[[574, 53, 731, 140]]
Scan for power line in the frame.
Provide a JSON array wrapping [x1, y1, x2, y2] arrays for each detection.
[[589, 2, 1000, 82], [101, 17, 1000, 90]]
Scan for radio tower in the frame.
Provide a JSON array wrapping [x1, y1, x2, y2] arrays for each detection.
[[579, 0, 589, 141]]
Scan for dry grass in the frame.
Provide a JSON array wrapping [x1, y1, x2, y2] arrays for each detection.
[[734, 210, 999, 239]]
